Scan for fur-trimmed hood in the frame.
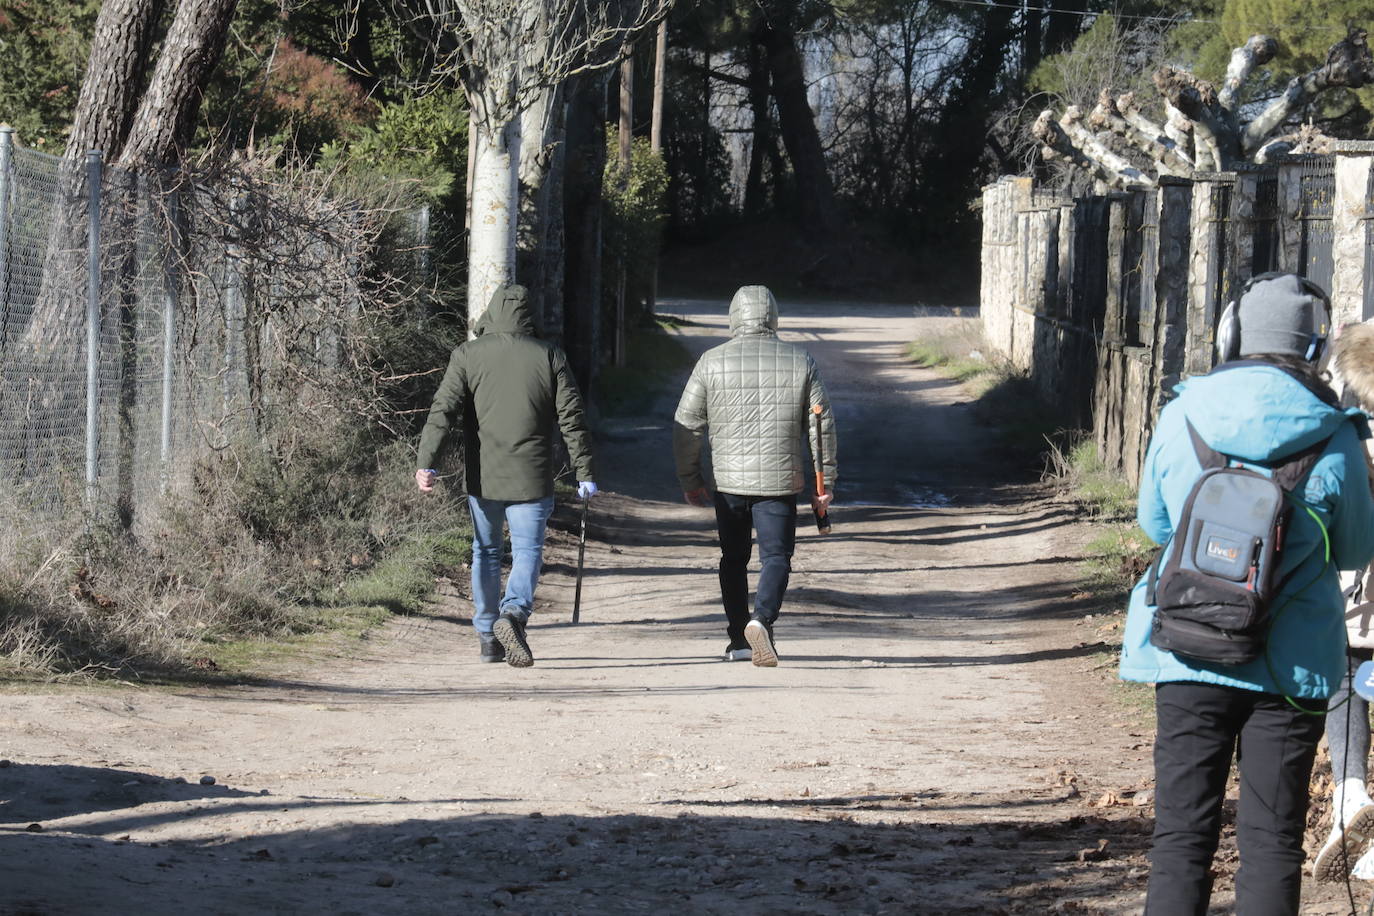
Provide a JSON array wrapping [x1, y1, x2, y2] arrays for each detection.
[[1335, 322, 1374, 410]]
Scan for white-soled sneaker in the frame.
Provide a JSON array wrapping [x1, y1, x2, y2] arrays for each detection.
[[1314, 802, 1374, 882], [1353, 845, 1374, 880], [723, 645, 752, 662], [744, 619, 778, 667]]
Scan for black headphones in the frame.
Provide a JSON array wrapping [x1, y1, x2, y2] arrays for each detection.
[[1216, 271, 1332, 363]]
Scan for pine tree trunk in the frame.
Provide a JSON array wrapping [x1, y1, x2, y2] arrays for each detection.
[[756, 19, 838, 234], [743, 40, 772, 217], [66, 0, 167, 162], [651, 20, 666, 152], [117, 0, 240, 168], [517, 84, 566, 340], [615, 50, 633, 367], [562, 75, 608, 392]]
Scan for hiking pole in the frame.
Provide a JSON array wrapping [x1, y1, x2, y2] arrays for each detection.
[[572, 496, 589, 623], [812, 405, 832, 535]]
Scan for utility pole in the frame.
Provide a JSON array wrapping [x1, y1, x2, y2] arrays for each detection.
[[648, 19, 667, 318], [615, 45, 633, 368]]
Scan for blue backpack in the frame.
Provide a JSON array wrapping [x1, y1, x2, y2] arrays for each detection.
[[1146, 417, 1331, 665]]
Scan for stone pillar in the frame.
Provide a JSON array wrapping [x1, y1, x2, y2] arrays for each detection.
[[1331, 142, 1374, 326], [1153, 177, 1193, 409], [1186, 174, 1235, 377], [1103, 193, 1127, 346], [1278, 159, 1305, 273], [1056, 200, 1075, 320]]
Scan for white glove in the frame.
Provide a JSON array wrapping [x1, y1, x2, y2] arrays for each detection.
[[577, 481, 598, 500]]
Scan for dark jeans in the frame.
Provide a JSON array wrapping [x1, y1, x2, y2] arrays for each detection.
[[714, 491, 797, 645], [1146, 681, 1327, 916]]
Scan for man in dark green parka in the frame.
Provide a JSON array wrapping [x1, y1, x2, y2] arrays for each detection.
[[415, 285, 596, 667]]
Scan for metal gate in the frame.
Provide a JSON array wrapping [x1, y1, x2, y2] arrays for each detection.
[[1298, 159, 1336, 294]]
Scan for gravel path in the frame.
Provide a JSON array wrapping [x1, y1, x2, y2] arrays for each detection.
[[0, 299, 1237, 914]]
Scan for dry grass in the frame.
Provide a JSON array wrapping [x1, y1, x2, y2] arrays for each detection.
[[904, 319, 1003, 391], [1044, 434, 1139, 522], [0, 434, 471, 680]]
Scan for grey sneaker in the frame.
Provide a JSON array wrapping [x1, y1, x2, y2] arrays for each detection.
[[493, 612, 534, 668], [744, 619, 777, 667], [479, 633, 505, 663]]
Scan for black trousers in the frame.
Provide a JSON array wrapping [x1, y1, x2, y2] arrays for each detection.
[[1146, 681, 1327, 916], [713, 491, 797, 645]]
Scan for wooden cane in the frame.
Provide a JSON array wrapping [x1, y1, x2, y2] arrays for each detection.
[[572, 497, 588, 623]]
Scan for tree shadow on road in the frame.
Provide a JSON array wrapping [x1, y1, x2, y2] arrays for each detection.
[[0, 762, 260, 824], [1, 775, 1152, 915]]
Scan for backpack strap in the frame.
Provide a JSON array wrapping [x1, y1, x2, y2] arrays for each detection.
[[1145, 539, 1167, 607], [1151, 418, 1337, 607], [1270, 435, 1333, 494], [1185, 416, 1331, 495], [1185, 419, 1227, 471]]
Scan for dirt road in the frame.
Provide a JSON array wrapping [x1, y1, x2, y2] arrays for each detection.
[[4, 299, 1338, 914]]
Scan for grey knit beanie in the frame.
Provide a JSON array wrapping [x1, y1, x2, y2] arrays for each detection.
[[1236, 273, 1329, 359]]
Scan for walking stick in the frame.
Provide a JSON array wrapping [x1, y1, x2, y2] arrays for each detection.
[[572, 496, 589, 623], [812, 405, 832, 535]]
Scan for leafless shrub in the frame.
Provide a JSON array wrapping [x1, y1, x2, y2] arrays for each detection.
[[0, 147, 467, 677]]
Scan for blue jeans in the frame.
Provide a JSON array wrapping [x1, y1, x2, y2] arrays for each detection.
[[468, 495, 555, 635], [714, 491, 797, 644]]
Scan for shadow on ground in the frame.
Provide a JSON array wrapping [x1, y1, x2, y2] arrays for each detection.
[[1, 761, 1152, 915]]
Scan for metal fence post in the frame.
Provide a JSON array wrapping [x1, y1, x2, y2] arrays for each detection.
[[224, 190, 243, 418], [160, 186, 179, 488], [85, 149, 103, 507], [415, 204, 431, 282], [0, 126, 13, 340]]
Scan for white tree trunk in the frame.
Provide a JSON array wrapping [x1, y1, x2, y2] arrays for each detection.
[[467, 118, 522, 330]]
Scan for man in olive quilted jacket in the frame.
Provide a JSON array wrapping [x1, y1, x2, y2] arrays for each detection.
[[672, 286, 837, 667]]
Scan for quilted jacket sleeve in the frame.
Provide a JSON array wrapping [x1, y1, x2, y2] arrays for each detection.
[[673, 359, 710, 492]]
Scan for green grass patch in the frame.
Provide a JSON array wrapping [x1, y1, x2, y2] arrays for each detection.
[[195, 603, 394, 679], [905, 339, 995, 384], [1083, 525, 1156, 595], [337, 530, 471, 615], [1048, 436, 1138, 522], [594, 319, 694, 417], [904, 321, 1062, 462]]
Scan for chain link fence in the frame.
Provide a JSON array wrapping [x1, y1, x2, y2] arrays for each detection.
[[0, 128, 397, 538]]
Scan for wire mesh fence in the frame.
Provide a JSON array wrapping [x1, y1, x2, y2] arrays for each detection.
[[0, 129, 400, 539]]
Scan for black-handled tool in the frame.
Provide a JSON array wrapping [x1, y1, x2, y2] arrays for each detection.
[[812, 405, 831, 535]]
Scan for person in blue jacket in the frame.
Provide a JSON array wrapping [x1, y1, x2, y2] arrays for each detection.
[[1120, 273, 1374, 915]]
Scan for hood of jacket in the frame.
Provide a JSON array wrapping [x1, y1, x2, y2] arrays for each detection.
[[479, 284, 535, 337], [1175, 362, 1361, 463], [729, 285, 779, 337], [1335, 323, 1374, 410]]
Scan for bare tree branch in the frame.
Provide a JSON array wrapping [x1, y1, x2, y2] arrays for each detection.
[[1242, 27, 1374, 156], [1218, 33, 1277, 113], [1093, 90, 1193, 177], [1153, 66, 1238, 169], [1033, 108, 1149, 189], [1030, 30, 1370, 187]]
